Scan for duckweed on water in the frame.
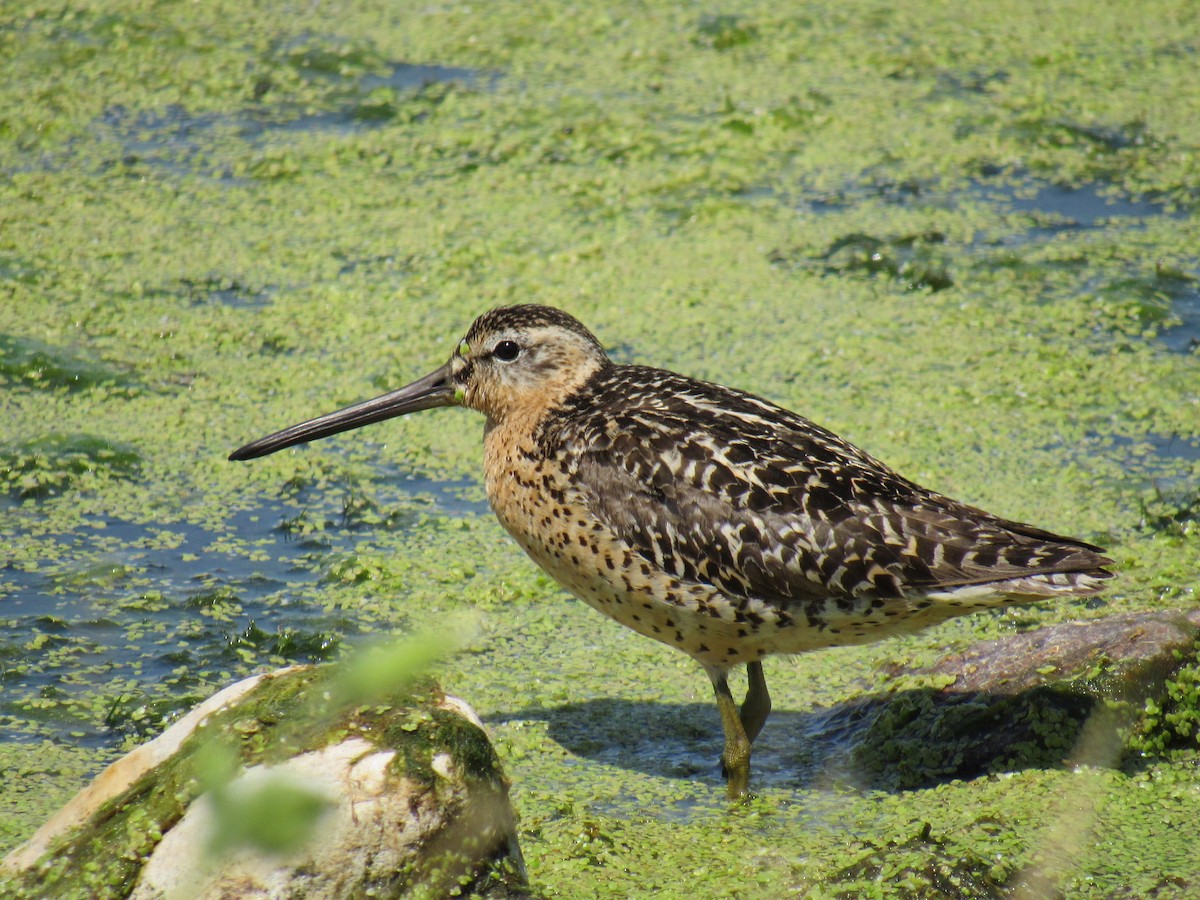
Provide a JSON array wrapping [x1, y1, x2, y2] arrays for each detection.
[[1128, 642, 1200, 758], [0, 435, 141, 500], [0, 336, 139, 395], [2, 0, 1199, 895]]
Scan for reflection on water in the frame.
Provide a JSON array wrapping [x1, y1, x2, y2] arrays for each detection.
[[974, 179, 1179, 228]]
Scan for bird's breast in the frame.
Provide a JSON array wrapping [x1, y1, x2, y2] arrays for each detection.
[[483, 418, 552, 531], [482, 420, 599, 594], [480, 420, 804, 667]]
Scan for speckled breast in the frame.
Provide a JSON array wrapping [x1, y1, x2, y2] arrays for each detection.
[[481, 421, 806, 668]]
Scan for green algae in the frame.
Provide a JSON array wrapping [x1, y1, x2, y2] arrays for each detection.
[[0, 434, 141, 500], [823, 822, 1007, 898], [0, 336, 138, 395], [800, 230, 956, 293], [0, 743, 112, 860], [2, 0, 1200, 895], [1128, 641, 1200, 758]]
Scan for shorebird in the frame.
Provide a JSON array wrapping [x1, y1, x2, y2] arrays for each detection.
[[230, 305, 1113, 798]]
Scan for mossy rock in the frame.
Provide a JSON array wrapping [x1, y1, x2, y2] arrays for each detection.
[[805, 610, 1200, 790], [1, 666, 526, 899]]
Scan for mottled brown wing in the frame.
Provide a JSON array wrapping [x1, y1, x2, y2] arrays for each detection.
[[558, 374, 1109, 604]]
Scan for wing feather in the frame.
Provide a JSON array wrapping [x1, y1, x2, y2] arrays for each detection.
[[547, 368, 1111, 606]]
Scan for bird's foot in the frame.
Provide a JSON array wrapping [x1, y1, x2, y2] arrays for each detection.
[[721, 755, 753, 801]]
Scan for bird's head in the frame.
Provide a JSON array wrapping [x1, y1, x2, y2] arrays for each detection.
[[229, 305, 609, 461], [451, 304, 609, 422]]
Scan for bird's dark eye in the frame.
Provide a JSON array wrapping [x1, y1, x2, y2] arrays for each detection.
[[493, 340, 521, 362]]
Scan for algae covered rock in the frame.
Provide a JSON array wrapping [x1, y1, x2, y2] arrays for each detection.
[[921, 608, 1200, 696], [1, 666, 525, 899], [819, 609, 1200, 789]]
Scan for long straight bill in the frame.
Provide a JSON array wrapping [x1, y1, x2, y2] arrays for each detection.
[[229, 362, 456, 461]]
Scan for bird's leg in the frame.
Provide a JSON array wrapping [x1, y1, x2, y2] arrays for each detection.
[[740, 660, 772, 745], [707, 667, 752, 800]]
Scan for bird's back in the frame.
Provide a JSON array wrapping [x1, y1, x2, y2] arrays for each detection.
[[533, 364, 1113, 614]]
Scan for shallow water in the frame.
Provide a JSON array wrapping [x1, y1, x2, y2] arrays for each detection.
[[2, 1, 1199, 895]]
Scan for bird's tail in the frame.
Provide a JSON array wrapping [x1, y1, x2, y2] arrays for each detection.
[[924, 567, 1114, 604]]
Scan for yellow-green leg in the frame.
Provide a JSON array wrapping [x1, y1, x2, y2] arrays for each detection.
[[710, 670, 751, 800], [708, 662, 772, 800]]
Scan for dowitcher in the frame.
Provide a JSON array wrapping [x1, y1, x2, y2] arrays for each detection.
[[230, 305, 1113, 798]]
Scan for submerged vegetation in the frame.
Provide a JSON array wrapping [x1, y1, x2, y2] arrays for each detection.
[[1, 0, 1198, 895]]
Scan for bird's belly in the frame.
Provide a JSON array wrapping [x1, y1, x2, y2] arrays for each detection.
[[507, 518, 758, 661], [483, 462, 746, 662], [481, 439, 1014, 668], [485, 468, 814, 666]]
